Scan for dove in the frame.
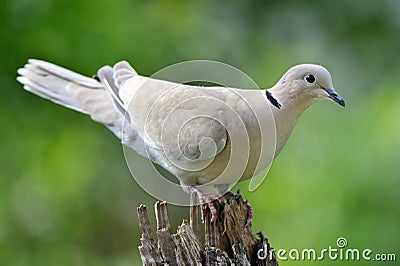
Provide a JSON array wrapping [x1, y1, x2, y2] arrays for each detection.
[[17, 59, 345, 222]]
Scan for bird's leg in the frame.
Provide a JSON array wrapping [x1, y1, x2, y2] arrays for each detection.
[[189, 187, 222, 222], [190, 187, 254, 225]]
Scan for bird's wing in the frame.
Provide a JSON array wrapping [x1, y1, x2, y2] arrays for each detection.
[[97, 61, 137, 122], [119, 78, 232, 165], [94, 61, 226, 161], [95, 61, 152, 156]]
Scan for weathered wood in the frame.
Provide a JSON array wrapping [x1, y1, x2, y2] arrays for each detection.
[[222, 192, 257, 259], [189, 192, 201, 242], [204, 206, 217, 248], [137, 204, 163, 265], [173, 220, 202, 265], [232, 244, 251, 266], [155, 201, 177, 265], [203, 245, 231, 265], [137, 191, 278, 266]]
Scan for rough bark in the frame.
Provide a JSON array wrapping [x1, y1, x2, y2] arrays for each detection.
[[137, 191, 278, 266]]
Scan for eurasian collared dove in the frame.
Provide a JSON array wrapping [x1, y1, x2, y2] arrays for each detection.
[[17, 59, 345, 222]]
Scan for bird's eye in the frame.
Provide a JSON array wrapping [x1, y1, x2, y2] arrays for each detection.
[[304, 73, 315, 84]]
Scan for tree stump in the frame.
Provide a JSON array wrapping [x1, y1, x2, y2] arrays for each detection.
[[137, 191, 278, 266]]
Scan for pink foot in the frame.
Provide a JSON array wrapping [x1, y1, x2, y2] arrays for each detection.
[[190, 187, 254, 225], [246, 203, 254, 226], [190, 187, 222, 222]]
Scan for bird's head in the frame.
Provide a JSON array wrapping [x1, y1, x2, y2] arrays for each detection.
[[273, 64, 345, 109]]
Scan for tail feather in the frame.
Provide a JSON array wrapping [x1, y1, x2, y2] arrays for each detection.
[[16, 59, 147, 156], [16, 59, 124, 135], [17, 59, 102, 113], [26, 59, 101, 88], [18, 64, 80, 112]]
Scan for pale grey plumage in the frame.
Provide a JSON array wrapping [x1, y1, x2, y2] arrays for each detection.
[[17, 59, 344, 194]]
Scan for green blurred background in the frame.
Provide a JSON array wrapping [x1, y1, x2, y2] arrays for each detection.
[[1, 0, 399, 265]]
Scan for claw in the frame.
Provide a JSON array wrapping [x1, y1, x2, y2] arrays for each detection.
[[246, 203, 254, 226], [190, 187, 221, 222], [190, 187, 254, 225]]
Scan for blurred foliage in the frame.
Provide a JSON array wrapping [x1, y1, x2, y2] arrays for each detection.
[[1, 0, 399, 265]]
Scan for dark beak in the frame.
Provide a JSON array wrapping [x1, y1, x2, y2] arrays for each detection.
[[324, 89, 345, 107]]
